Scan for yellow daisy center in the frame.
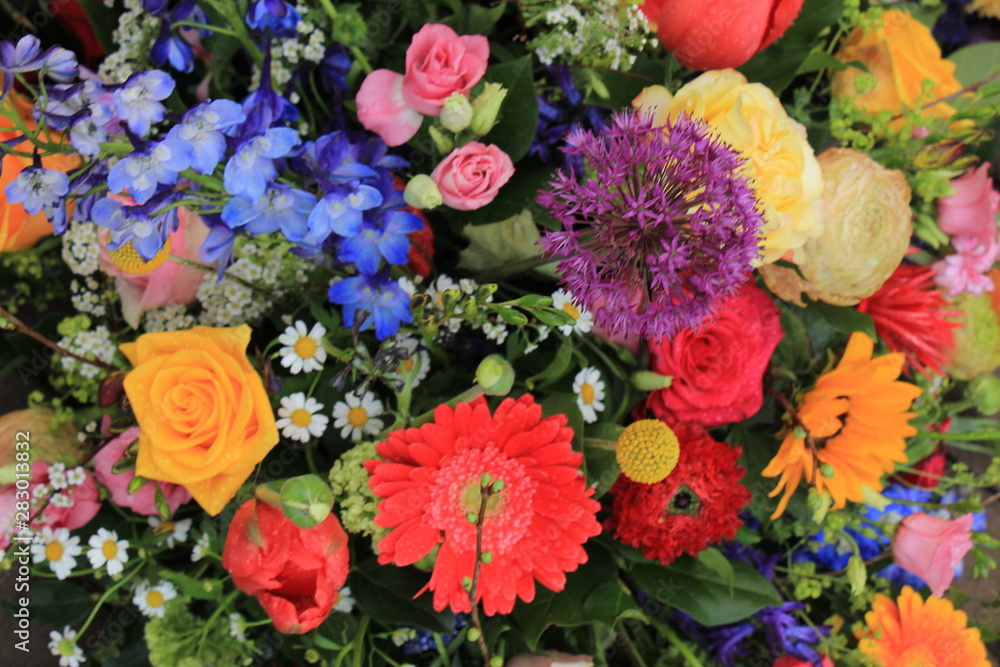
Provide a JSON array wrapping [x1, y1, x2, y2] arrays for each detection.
[[290, 409, 313, 427], [146, 590, 164, 608], [562, 302, 580, 321], [294, 336, 318, 359], [45, 541, 64, 562], [580, 382, 596, 405], [348, 406, 368, 427], [400, 356, 415, 373], [616, 419, 681, 484], [102, 540, 118, 560], [108, 237, 173, 275], [154, 520, 174, 536]]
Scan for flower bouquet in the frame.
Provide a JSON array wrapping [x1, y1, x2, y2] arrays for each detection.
[[1, 0, 999, 666]]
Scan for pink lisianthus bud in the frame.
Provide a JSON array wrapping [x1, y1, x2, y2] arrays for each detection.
[[893, 512, 975, 597]]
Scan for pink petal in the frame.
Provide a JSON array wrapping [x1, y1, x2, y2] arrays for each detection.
[[355, 69, 423, 147]]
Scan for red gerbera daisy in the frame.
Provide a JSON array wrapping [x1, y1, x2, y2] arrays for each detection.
[[606, 421, 750, 565], [365, 395, 601, 615], [857, 264, 960, 375]]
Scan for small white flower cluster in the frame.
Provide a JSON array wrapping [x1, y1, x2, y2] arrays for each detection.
[[250, 6, 329, 90], [61, 220, 100, 276], [58, 325, 117, 379], [98, 0, 162, 83], [529, 0, 653, 70], [70, 278, 107, 317], [143, 303, 197, 333]]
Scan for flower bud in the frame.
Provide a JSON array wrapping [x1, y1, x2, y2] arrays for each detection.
[[846, 554, 866, 597], [966, 373, 1000, 415], [475, 354, 515, 396], [403, 174, 443, 210], [630, 370, 673, 391], [439, 93, 474, 133], [428, 125, 453, 154], [470, 83, 508, 136], [945, 292, 1000, 379]]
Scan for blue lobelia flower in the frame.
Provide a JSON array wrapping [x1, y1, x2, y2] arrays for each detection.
[[224, 127, 301, 200], [245, 0, 301, 38], [107, 139, 194, 204], [112, 70, 176, 137], [91, 195, 175, 261], [166, 99, 246, 174], [307, 185, 382, 245], [221, 183, 316, 241], [4, 167, 69, 215], [328, 272, 413, 340]]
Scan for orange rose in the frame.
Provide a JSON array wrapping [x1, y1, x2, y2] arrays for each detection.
[[832, 10, 962, 122], [0, 95, 80, 251], [120, 325, 279, 516]]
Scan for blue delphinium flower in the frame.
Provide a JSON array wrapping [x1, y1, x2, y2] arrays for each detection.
[[107, 139, 194, 203], [0, 36, 78, 101], [224, 127, 301, 200], [91, 195, 175, 260], [331, 174, 423, 272], [403, 616, 468, 655], [530, 65, 609, 174], [151, 24, 195, 73], [301, 131, 379, 191], [328, 273, 413, 340], [221, 183, 317, 241], [198, 214, 238, 278], [307, 185, 382, 244], [69, 105, 114, 156], [167, 99, 246, 174], [246, 0, 301, 37], [320, 46, 351, 92], [113, 70, 176, 137], [4, 167, 69, 215]]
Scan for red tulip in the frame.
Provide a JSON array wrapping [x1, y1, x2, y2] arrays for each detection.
[[640, 0, 806, 71]]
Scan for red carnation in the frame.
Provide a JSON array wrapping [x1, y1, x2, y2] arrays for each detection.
[[857, 264, 960, 375], [644, 281, 783, 427], [222, 500, 350, 634], [606, 421, 750, 565], [365, 395, 601, 615], [406, 211, 434, 278]]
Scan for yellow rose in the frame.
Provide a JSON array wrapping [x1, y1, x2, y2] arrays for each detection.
[[968, 0, 1000, 19], [760, 148, 912, 306], [831, 10, 962, 121], [121, 325, 279, 516], [634, 69, 824, 265]]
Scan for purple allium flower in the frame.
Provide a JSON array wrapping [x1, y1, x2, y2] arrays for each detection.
[[537, 110, 765, 341], [328, 273, 412, 340], [113, 70, 176, 137], [4, 167, 69, 215]]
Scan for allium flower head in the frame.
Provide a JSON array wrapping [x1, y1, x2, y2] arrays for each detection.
[[538, 110, 764, 340]]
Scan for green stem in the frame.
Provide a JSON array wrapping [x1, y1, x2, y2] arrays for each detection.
[[394, 385, 485, 434], [918, 430, 1000, 442], [646, 617, 703, 667], [77, 562, 144, 635], [171, 21, 242, 38]]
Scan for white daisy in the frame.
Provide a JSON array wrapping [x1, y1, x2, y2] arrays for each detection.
[[86, 528, 129, 576], [392, 337, 430, 388], [148, 517, 192, 549], [65, 467, 87, 486], [332, 391, 385, 441], [551, 289, 594, 336], [48, 462, 69, 490], [133, 580, 177, 618], [334, 586, 355, 613], [31, 527, 82, 580], [48, 626, 86, 667], [229, 613, 246, 641], [573, 367, 606, 424], [276, 393, 330, 443], [278, 321, 328, 374], [191, 533, 211, 562]]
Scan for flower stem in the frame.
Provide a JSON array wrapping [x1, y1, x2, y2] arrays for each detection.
[[0, 305, 119, 373], [77, 562, 144, 636], [468, 485, 495, 663]]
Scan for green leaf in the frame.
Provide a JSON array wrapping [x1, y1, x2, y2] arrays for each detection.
[[526, 335, 574, 386], [582, 436, 620, 498], [950, 43, 1000, 109], [458, 210, 551, 275], [581, 582, 642, 627], [482, 57, 540, 161], [630, 556, 783, 626], [76, 0, 120, 55], [774, 307, 811, 371], [159, 570, 224, 601], [313, 612, 358, 652], [697, 548, 735, 598], [803, 297, 877, 340], [541, 392, 584, 450], [349, 559, 455, 633], [16, 580, 92, 627]]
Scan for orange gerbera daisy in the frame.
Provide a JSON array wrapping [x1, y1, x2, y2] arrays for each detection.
[[858, 586, 990, 667], [762, 332, 922, 518]]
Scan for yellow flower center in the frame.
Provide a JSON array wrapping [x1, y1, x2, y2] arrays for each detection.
[[347, 406, 368, 427], [400, 356, 415, 373], [108, 237, 173, 276], [154, 520, 175, 536], [290, 409, 313, 427], [45, 541, 64, 562], [616, 419, 681, 484], [146, 590, 164, 608], [580, 382, 595, 405], [294, 336, 317, 359], [102, 540, 118, 560], [562, 302, 580, 321]]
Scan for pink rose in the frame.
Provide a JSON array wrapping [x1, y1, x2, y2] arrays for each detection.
[[92, 427, 192, 517], [431, 142, 514, 211], [99, 205, 211, 328], [773, 657, 834, 667], [356, 24, 489, 146], [893, 512, 974, 597], [938, 162, 1000, 244], [1, 462, 100, 549]]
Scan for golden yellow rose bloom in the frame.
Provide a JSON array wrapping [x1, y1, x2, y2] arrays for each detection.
[[634, 70, 824, 265], [121, 325, 279, 516], [832, 9, 962, 121], [968, 0, 1000, 19]]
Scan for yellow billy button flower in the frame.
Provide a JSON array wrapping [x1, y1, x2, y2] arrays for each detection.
[[616, 419, 681, 484], [108, 237, 173, 275]]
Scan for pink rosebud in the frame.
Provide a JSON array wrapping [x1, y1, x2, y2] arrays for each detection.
[[893, 512, 974, 597], [938, 162, 1000, 245], [0, 462, 101, 549], [773, 657, 834, 667], [431, 142, 514, 211], [92, 427, 191, 517]]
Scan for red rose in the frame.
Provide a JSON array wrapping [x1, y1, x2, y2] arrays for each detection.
[[644, 282, 783, 427], [641, 0, 805, 71], [222, 500, 349, 634]]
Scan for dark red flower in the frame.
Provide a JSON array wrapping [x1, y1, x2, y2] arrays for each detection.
[[222, 500, 350, 634], [895, 418, 951, 490], [606, 421, 750, 565], [857, 264, 961, 375], [53, 1, 105, 67], [406, 210, 434, 278], [644, 281, 783, 427]]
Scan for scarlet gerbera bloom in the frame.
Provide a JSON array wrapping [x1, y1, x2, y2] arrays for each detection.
[[856, 264, 960, 375], [763, 332, 922, 519], [606, 421, 750, 565], [859, 586, 989, 667], [365, 395, 601, 615]]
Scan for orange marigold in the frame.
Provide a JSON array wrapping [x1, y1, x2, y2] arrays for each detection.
[[762, 332, 922, 518], [858, 586, 989, 667]]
